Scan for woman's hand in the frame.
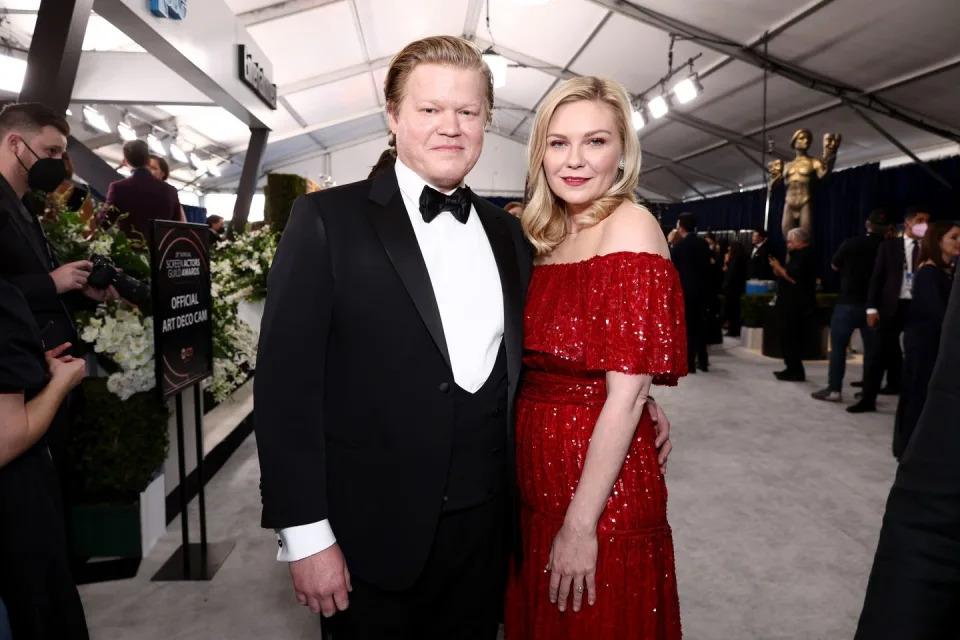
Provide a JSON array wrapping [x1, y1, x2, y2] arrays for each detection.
[[46, 343, 86, 391], [547, 521, 598, 613]]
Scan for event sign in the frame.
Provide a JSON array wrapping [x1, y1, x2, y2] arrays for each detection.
[[238, 44, 278, 110], [151, 221, 213, 400], [150, 0, 187, 19]]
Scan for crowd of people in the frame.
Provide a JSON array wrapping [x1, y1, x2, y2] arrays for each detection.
[[1, 31, 957, 640]]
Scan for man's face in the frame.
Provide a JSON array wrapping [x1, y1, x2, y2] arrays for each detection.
[[388, 64, 487, 191], [9, 125, 67, 174], [752, 232, 762, 246], [905, 212, 930, 239], [212, 220, 224, 233]]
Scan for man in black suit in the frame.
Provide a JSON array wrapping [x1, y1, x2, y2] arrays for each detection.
[[854, 272, 960, 638], [254, 37, 531, 639], [0, 103, 118, 464], [769, 227, 818, 381], [748, 229, 775, 280], [672, 212, 713, 372], [849, 207, 930, 413], [104, 139, 182, 242]]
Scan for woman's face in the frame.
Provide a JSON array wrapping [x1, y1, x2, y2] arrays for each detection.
[[542, 99, 622, 215], [148, 157, 164, 181], [941, 226, 960, 260]]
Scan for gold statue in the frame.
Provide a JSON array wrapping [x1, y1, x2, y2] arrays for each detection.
[[768, 129, 841, 239]]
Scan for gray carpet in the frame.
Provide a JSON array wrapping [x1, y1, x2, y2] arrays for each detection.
[[79, 341, 897, 639]]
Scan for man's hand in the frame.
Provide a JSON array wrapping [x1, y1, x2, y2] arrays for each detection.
[[50, 260, 92, 294], [768, 257, 787, 279], [289, 543, 352, 617], [866, 311, 880, 329], [82, 284, 119, 303], [647, 399, 673, 475]]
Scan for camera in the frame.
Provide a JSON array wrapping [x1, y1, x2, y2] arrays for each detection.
[[88, 254, 151, 307]]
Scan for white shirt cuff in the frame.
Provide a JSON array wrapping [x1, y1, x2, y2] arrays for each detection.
[[276, 520, 336, 562], [866, 308, 878, 315]]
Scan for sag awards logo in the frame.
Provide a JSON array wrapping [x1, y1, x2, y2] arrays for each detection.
[[150, 0, 186, 20]]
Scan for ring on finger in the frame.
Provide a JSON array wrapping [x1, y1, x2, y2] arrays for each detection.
[[577, 585, 584, 593]]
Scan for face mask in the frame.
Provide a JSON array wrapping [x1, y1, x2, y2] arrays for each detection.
[[16, 139, 67, 193], [911, 222, 928, 238]]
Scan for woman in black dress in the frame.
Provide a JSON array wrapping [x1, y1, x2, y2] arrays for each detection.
[[893, 220, 960, 460], [0, 276, 89, 639], [723, 242, 748, 337]]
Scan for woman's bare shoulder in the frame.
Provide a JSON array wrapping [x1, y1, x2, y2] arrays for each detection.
[[597, 202, 669, 258]]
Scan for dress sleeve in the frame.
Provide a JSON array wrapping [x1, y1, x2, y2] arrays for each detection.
[[583, 253, 689, 385], [0, 279, 47, 393]]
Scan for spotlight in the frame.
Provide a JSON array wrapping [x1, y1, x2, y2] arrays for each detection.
[[482, 53, 508, 89], [672, 74, 702, 105], [0, 54, 27, 93], [147, 134, 166, 156], [117, 121, 137, 142], [648, 95, 670, 119], [194, 164, 208, 178], [83, 106, 112, 133], [66, 108, 73, 116], [189, 152, 205, 170], [631, 109, 646, 131], [207, 161, 222, 177], [169, 142, 189, 164]]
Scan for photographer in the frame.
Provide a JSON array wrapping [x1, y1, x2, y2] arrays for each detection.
[[0, 274, 89, 638], [0, 103, 119, 466]]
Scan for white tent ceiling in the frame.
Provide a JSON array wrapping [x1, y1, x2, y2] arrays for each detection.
[[2, 0, 959, 200]]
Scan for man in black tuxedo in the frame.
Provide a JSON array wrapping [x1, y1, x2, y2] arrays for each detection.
[[103, 139, 183, 242], [0, 103, 118, 465], [849, 207, 930, 413], [255, 37, 530, 639], [671, 213, 713, 372], [748, 229, 775, 280], [769, 227, 818, 381], [854, 271, 960, 638]]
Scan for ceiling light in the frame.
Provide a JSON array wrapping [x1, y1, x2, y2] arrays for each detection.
[[117, 166, 132, 177], [0, 54, 27, 93], [147, 134, 166, 156], [648, 95, 670, 119], [672, 75, 702, 105], [194, 164, 208, 178], [513, 0, 552, 5], [207, 161, 222, 177], [170, 142, 189, 164], [189, 152, 204, 170], [482, 53, 508, 90], [83, 106, 112, 133], [117, 121, 137, 142], [632, 109, 646, 131], [66, 108, 73, 116]]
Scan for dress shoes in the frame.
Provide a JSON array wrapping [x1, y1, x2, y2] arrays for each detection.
[[811, 388, 842, 402], [847, 399, 877, 413], [878, 386, 901, 396], [774, 369, 806, 382], [850, 380, 864, 388]]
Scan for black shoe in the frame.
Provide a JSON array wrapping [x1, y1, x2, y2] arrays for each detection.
[[774, 370, 806, 382], [851, 380, 864, 388], [847, 399, 877, 413], [879, 386, 901, 396], [699, 364, 710, 372]]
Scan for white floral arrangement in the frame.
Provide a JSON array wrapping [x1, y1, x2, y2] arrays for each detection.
[[80, 305, 155, 400]]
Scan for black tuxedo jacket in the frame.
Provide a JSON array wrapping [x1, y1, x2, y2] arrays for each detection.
[[0, 176, 88, 352], [867, 238, 907, 318], [671, 233, 712, 305], [855, 272, 960, 638], [748, 241, 775, 281], [254, 168, 532, 589]]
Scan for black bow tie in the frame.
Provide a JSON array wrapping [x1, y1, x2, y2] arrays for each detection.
[[419, 185, 472, 224]]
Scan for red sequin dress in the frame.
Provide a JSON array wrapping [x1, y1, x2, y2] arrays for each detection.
[[504, 251, 687, 640]]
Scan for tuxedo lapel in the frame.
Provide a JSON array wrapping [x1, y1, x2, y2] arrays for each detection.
[[474, 198, 523, 394], [366, 169, 452, 371]]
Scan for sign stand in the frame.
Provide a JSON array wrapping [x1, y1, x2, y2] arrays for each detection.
[[149, 220, 234, 582]]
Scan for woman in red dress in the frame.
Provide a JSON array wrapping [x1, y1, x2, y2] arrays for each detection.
[[504, 76, 687, 639]]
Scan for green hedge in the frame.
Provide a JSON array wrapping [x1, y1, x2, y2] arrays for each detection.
[[68, 379, 169, 504], [264, 173, 308, 234]]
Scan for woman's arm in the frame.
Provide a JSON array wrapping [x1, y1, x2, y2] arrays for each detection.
[[0, 381, 71, 467]]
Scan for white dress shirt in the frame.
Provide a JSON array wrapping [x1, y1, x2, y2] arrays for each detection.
[[867, 235, 918, 317], [276, 158, 505, 562]]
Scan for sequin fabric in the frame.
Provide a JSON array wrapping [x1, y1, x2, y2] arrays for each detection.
[[504, 251, 686, 640]]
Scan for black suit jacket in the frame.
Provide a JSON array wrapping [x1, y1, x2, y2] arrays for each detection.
[[254, 168, 532, 590], [776, 247, 818, 311], [0, 175, 87, 352], [855, 272, 960, 639], [867, 237, 908, 318], [748, 241, 775, 280], [104, 169, 181, 241], [671, 233, 712, 305]]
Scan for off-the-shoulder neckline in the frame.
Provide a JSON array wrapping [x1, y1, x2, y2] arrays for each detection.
[[535, 250, 671, 268]]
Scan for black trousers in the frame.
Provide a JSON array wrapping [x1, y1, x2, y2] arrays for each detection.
[[685, 298, 708, 370], [864, 300, 909, 400], [779, 305, 808, 374], [325, 494, 509, 640], [724, 291, 742, 337]]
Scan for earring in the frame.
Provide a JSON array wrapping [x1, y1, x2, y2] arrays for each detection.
[[618, 158, 625, 170]]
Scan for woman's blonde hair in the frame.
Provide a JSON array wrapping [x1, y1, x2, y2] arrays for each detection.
[[522, 76, 641, 255], [382, 36, 495, 159]]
